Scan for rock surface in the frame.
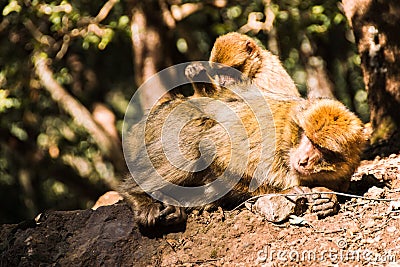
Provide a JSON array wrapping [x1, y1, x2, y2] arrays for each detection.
[[1, 154, 400, 266], [0, 203, 164, 266]]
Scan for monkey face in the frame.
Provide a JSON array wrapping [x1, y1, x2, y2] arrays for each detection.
[[289, 98, 365, 191], [290, 134, 339, 176], [290, 133, 360, 192], [291, 134, 320, 176]]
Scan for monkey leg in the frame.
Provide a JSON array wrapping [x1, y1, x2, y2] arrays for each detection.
[[121, 186, 187, 228]]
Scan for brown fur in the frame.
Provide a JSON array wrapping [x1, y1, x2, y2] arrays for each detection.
[[290, 98, 365, 192], [207, 32, 300, 97], [119, 86, 365, 228], [121, 33, 364, 228]]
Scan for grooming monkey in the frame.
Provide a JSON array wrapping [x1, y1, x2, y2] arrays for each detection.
[[120, 85, 365, 228], [185, 32, 300, 97], [120, 33, 364, 228]]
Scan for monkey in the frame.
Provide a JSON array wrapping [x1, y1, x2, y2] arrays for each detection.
[[185, 32, 300, 97], [119, 83, 365, 228]]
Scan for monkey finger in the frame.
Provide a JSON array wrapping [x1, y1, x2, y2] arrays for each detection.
[[158, 205, 176, 218], [314, 206, 339, 218], [307, 193, 330, 204], [164, 207, 187, 224], [311, 187, 337, 198], [146, 215, 156, 227], [185, 62, 206, 79], [159, 205, 187, 225], [138, 203, 163, 227], [311, 193, 321, 200], [312, 202, 339, 217], [312, 198, 332, 205], [312, 201, 335, 212], [315, 194, 337, 201]]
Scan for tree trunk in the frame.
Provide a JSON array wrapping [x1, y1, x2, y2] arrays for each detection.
[[300, 36, 336, 99], [128, 0, 179, 110], [342, 0, 400, 145]]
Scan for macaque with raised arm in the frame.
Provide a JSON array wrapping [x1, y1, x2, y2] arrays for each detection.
[[119, 84, 365, 228], [185, 32, 300, 97]]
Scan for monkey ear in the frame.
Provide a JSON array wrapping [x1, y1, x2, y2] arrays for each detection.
[[245, 40, 257, 56]]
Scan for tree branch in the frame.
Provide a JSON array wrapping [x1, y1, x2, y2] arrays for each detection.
[[33, 52, 125, 188], [94, 0, 119, 23]]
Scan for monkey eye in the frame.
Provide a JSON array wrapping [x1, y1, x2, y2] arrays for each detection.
[[297, 128, 304, 143], [309, 140, 343, 163], [318, 146, 345, 162]]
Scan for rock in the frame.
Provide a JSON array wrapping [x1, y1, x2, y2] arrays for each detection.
[[389, 201, 400, 211], [0, 203, 165, 266], [253, 194, 308, 223], [365, 186, 385, 199]]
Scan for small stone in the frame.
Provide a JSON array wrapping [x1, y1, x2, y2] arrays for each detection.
[[253, 194, 307, 223], [386, 226, 397, 233], [364, 186, 385, 199], [347, 222, 360, 234], [389, 201, 400, 211], [364, 218, 375, 228], [303, 213, 318, 222], [92, 191, 123, 210], [288, 215, 308, 226]]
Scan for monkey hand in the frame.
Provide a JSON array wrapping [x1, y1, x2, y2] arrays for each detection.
[[136, 202, 187, 228], [307, 187, 339, 218], [283, 186, 339, 217], [185, 62, 207, 80]]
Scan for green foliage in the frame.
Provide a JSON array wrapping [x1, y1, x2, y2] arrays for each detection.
[[0, 0, 133, 223], [0, 90, 21, 112]]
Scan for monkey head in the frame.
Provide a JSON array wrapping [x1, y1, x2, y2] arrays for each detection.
[[208, 32, 300, 97], [209, 32, 262, 80], [290, 99, 365, 191]]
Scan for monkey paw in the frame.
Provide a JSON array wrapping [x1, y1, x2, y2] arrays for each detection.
[[185, 62, 207, 80], [308, 187, 339, 218], [136, 202, 187, 228], [281, 186, 339, 218]]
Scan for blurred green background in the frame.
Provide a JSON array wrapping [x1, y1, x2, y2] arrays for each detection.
[[0, 0, 367, 223]]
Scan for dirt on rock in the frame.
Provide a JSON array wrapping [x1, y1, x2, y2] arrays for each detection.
[[158, 152, 400, 266], [1, 154, 400, 266]]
